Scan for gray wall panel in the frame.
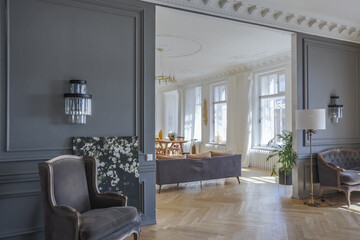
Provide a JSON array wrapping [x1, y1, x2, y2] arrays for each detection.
[[294, 33, 360, 198], [306, 40, 360, 146], [0, 0, 156, 238], [0, 194, 43, 239], [8, 0, 137, 151]]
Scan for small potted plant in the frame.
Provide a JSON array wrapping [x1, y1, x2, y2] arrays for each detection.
[[266, 130, 297, 185]]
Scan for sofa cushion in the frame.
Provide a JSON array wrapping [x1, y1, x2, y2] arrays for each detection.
[[340, 170, 360, 186], [210, 150, 235, 157], [186, 152, 211, 159], [80, 206, 139, 240], [157, 155, 186, 160]]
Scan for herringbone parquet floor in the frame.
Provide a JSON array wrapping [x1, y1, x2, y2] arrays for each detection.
[[139, 168, 360, 240]]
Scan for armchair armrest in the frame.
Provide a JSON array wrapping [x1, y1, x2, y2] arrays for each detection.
[[45, 205, 81, 240], [53, 205, 81, 218], [317, 154, 343, 187], [91, 192, 128, 208]]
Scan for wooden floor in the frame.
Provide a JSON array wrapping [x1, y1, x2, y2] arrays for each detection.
[[139, 167, 360, 240]]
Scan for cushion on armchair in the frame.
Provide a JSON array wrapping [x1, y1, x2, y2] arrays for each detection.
[[340, 170, 360, 186], [80, 206, 139, 240]]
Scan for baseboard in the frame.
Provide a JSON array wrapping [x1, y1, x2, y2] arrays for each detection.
[[141, 218, 156, 226]]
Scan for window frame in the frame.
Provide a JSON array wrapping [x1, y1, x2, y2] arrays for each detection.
[[256, 70, 286, 147], [194, 86, 202, 142], [210, 82, 228, 144]]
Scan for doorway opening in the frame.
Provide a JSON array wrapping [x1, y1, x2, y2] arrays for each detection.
[[154, 6, 293, 193]]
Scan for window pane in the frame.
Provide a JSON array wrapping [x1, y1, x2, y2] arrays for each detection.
[[194, 105, 202, 141], [260, 96, 285, 145], [261, 76, 269, 95], [214, 102, 227, 143], [220, 85, 226, 101], [279, 74, 285, 92], [269, 74, 278, 94], [214, 86, 219, 102]]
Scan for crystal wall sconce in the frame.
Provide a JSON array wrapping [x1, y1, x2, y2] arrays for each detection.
[[64, 80, 92, 124], [328, 95, 343, 123]]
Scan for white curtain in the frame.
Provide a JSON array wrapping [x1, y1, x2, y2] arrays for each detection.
[[241, 72, 254, 167], [183, 88, 196, 152], [163, 91, 179, 135]]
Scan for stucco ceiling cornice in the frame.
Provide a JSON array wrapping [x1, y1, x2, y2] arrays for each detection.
[[142, 0, 360, 43]]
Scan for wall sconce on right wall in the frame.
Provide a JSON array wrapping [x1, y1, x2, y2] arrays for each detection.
[[328, 95, 343, 123]]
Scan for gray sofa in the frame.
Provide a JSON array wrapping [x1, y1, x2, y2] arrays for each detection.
[[318, 148, 360, 206], [156, 154, 242, 193]]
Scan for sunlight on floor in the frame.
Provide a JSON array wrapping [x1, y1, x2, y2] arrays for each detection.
[[144, 167, 360, 240]]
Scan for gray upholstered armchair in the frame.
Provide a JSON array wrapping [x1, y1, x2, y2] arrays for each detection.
[[38, 155, 141, 240], [318, 148, 360, 207]]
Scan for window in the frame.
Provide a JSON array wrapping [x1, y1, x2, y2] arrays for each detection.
[[212, 83, 227, 144], [184, 87, 202, 142], [194, 87, 202, 141], [258, 72, 286, 146], [163, 90, 179, 134]]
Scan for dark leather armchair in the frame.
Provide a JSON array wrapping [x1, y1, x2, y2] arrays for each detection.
[[38, 155, 141, 240]]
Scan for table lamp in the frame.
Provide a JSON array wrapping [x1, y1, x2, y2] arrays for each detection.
[[296, 109, 326, 206]]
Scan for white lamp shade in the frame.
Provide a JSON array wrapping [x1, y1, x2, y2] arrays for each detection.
[[296, 109, 326, 130]]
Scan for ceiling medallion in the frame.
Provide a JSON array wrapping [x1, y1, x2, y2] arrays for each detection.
[[156, 35, 203, 58]]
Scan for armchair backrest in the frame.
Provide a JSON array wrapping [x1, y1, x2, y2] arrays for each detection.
[[39, 155, 91, 213], [318, 148, 360, 169]]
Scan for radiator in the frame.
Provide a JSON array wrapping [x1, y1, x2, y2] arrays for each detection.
[[202, 143, 227, 152], [249, 149, 279, 171]]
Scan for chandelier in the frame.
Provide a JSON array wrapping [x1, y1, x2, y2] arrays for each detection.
[[156, 48, 177, 84]]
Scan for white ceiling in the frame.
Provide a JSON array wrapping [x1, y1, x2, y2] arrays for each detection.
[[156, 6, 291, 83]]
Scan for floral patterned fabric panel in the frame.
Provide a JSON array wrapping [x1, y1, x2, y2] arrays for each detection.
[[73, 136, 140, 208]]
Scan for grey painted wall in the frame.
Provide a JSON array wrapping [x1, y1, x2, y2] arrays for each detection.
[[0, 0, 155, 239], [293, 33, 360, 198]]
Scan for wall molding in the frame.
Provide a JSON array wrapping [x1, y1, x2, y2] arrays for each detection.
[[142, 0, 360, 44], [0, 226, 43, 239], [0, 189, 41, 199], [0, 171, 39, 184]]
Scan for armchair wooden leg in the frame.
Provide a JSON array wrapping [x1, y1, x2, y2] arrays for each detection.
[[158, 185, 162, 194], [236, 177, 241, 184], [345, 191, 351, 207], [133, 231, 140, 240]]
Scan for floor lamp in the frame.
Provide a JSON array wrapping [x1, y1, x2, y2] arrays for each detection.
[[296, 109, 326, 207]]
